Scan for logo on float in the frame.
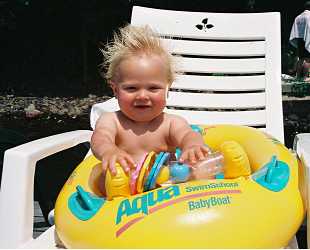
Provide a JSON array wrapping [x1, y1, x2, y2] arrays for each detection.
[[116, 185, 180, 225]]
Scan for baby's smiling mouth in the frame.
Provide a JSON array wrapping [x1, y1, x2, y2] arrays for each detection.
[[134, 104, 151, 108]]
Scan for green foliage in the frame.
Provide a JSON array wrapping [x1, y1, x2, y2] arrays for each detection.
[[289, 82, 310, 97]]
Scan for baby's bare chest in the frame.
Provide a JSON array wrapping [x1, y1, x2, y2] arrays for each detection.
[[116, 128, 170, 154]]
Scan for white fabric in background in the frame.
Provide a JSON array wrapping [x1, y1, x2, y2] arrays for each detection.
[[290, 10, 310, 53]]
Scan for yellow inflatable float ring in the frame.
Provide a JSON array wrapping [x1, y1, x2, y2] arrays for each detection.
[[54, 124, 305, 248]]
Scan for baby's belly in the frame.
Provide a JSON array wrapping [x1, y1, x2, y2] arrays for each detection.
[[131, 153, 148, 164], [127, 146, 176, 164]]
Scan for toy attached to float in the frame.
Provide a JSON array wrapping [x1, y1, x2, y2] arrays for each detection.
[[54, 125, 306, 248]]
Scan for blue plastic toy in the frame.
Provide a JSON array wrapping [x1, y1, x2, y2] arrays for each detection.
[[170, 162, 191, 183]]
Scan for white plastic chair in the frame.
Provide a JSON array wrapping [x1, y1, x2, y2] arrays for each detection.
[[0, 6, 308, 249]]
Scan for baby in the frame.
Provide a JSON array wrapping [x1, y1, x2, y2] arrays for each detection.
[[91, 24, 210, 178]]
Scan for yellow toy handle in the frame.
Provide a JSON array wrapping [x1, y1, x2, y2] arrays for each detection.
[[105, 163, 131, 201]]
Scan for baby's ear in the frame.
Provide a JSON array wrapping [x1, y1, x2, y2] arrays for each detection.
[[109, 81, 118, 98]]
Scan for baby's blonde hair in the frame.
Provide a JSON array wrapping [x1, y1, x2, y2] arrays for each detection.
[[100, 24, 176, 86]]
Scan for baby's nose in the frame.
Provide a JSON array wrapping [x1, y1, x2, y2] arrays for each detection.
[[136, 90, 149, 99]]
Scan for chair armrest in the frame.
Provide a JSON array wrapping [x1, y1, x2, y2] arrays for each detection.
[[293, 133, 310, 249], [0, 130, 92, 248]]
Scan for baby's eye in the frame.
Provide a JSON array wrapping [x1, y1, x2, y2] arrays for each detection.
[[149, 86, 162, 92], [124, 86, 137, 92]]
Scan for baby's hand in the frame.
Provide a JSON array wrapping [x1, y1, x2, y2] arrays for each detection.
[[179, 145, 210, 166], [101, 147, 136, 176]]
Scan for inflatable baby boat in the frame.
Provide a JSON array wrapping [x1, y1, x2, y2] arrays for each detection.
[[54, 124, 305, 248]]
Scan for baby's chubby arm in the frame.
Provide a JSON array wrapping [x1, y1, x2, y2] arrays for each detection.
[[168, 115, 210, 165], [90, 112, 135, 175]]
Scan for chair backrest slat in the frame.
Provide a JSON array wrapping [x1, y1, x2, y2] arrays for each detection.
[[131, 7, 277, 39], [166, 109, 266, 127], [161, 39, 265, 57], [173, 75, 265, 91], [167, 92, 265, 109], [178, 57, 265, 74]]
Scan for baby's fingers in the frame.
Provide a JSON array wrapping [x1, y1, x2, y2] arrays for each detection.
[[178, 151, 186, 163], [202, 145, 212, 154], [179, 150, 194, 164], [123, 154, 136, 169], [195, 148, 205, 161], [188, 150, 197, 164], [102, 159, 108, 172], [119, 158, 130, 173], [108, 155, 117, 176], [118, 153, 135, 173]]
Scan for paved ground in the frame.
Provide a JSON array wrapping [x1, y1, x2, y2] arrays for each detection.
[[33, 201, 50, 239]]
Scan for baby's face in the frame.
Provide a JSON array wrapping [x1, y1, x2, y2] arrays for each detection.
[[111, 54, 169, 122]]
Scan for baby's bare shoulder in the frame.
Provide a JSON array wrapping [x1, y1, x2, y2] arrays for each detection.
[[164, 113, 187, 123], [98, 111, 116, 119], [164, 113, 191, 135], [95, 112, 118, 128]]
